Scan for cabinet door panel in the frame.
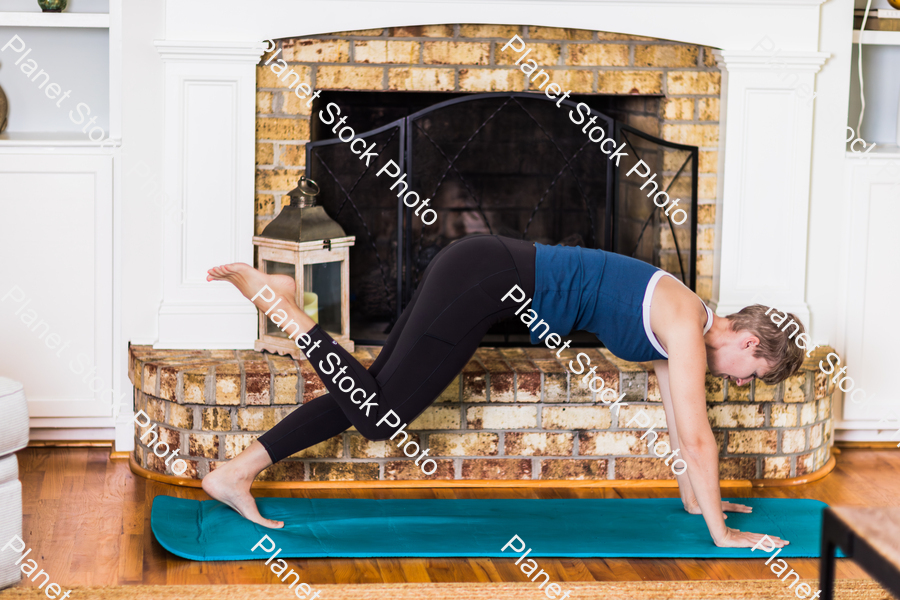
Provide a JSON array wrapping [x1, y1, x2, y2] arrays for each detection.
[[842, 160, 900, 424], [0, 154, 113, 418]]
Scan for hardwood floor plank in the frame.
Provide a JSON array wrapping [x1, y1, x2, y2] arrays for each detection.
[[350, 558, 384, 583], [626, 558, 692, 581], [141, 520, 171, 586], [703, 558, 768, 581], [119, 533, 144, 582], [328, 558, 372, 584], [494, 558, 534, 584], [375, 558, 418, 583], [398, 559, 435, 582], [671, 558, 714, 580], [164, 554, 206, 586], [304, 556, 339, 585], [424, 557, 473, 583], [22, 498, 57, 543], [583, 558, 643, 581], [463, 557, 505, 582], [530, 558, 576, 586], [17, 448, 49, 476], [122, 500, 145, 535], [36, 450, 66, 501], [19, 471, 44, 513], [67, 498, 116, 582]]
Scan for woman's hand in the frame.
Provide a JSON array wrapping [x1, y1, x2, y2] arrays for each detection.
[[684, 499, 753, 517], [714, 527, 790, 549]]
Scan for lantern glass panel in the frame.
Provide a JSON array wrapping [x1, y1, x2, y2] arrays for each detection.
[[305, 261, 341, 335], [264, 260, 295, 337]]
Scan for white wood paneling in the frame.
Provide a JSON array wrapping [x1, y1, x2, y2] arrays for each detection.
[[711, 50, 828, 324], [154, 42, 263, 348], [182, 81, 238, 284], [0, 154, 115, 420], [837, 153, 900, 432]]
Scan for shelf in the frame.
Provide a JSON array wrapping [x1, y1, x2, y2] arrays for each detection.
[[853, 30, 900, 45], [0, 11, 109, 28], [0, 132, 120, 147], [845, 144, 900, 159]]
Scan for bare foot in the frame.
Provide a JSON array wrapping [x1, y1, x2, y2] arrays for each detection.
[[207, 263, 296, 313], [201, 459, 284, 529]]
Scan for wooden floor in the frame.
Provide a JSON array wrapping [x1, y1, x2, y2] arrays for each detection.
[[13, 446, 894, 587]]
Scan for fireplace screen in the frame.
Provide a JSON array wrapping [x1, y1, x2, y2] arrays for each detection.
[[306, 92, 698, 345]]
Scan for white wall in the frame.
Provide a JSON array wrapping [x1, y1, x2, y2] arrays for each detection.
[[807, 0, 855, 429], [121, 0, 165, 344], [115, 0, 166, 448]]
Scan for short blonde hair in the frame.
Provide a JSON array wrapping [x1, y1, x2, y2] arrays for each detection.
[[724, 304, 806, 385]]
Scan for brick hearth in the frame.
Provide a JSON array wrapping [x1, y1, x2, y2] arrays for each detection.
[[128, 344, 835, 482]]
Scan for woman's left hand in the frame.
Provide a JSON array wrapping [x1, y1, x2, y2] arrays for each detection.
[[721, 501, 753, 514], [684, 500, 753, 518]]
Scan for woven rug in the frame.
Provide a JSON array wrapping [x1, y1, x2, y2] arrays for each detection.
[[0, 580, 891, 599]]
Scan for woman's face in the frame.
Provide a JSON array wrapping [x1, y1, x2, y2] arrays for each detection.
[[707, 335, 772, 386]]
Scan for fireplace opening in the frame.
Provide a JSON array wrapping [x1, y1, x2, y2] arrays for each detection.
[[305, 91, 697, 346]]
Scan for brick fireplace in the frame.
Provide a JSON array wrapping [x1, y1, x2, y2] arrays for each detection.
[[138, 13, 831, 483]]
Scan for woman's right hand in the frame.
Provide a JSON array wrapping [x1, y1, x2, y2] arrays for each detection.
[[714, 527, 790, 549]]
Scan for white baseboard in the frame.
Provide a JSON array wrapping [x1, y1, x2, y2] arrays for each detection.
[[835, 428, 900, 443], [29, 427, 116, 441], [30, 416, 115, 428]]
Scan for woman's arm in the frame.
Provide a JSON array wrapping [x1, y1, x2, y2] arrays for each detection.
[[654, 360, 752, 517], [653, 360, 699, 509], [662, 329, 788, 548]]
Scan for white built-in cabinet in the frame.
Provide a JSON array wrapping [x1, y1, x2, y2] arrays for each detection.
[[837, 27, 900, 437], [0, 0, 121, 439], [838, 148, 900, 437], [0, 154, 115, 422]]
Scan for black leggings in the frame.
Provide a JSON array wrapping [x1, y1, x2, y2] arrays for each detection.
[[258, 234, 536, 463]]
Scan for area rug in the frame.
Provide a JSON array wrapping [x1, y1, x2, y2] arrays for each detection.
[[0, 580, 891, 599], [151, 496, 840, 560]]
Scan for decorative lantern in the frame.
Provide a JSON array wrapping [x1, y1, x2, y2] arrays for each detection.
[[252, 177, 355, 358]]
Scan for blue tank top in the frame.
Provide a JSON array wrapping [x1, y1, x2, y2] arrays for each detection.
[[530, 243, 669, 362]]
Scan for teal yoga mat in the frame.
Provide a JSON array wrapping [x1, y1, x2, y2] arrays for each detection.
[[151, 496, 835, 561]]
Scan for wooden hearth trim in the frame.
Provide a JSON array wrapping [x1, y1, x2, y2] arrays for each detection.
[[128, 453, 836, 489]]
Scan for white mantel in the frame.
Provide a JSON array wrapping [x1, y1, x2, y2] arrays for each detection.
[[162, 0, 826, 50]]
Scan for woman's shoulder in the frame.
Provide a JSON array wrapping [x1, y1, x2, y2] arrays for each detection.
[[653, 275, 708, 329]]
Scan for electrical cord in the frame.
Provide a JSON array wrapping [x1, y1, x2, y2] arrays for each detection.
[[856, 0, 874, 139]]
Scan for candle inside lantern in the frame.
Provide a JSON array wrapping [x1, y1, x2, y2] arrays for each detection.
[[303, 292, 319, 323]]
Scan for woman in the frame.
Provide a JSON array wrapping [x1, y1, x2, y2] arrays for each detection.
[[203, 234, 800, 549]]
